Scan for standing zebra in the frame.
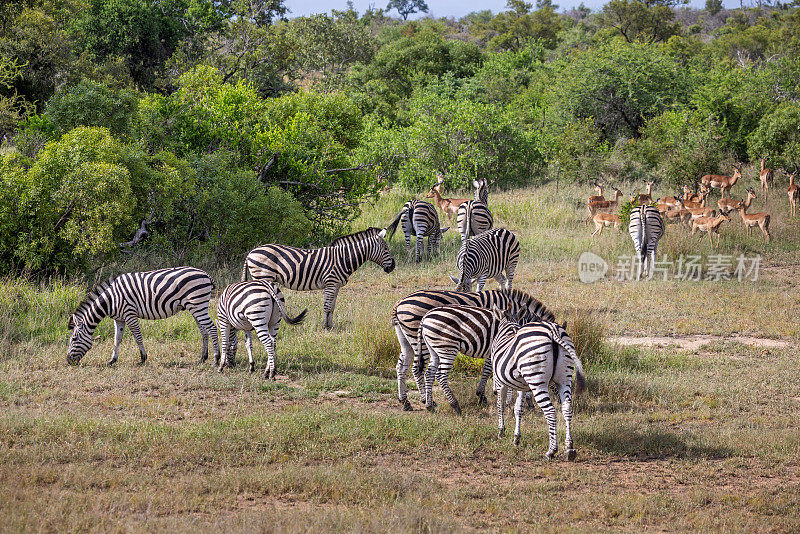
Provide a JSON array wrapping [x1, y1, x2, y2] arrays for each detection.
[[491, 306, 585, 460], [456, 178, 493, 243], [216, 280, 307, 379], [386, 199, 449, 262], [242, 229, 396, 329], [416, 303, 543, 414], [391, 288, 555, 410], [628, 204, 665, 280], [67, 267, 219, 365], [448, 228, 520, 292]]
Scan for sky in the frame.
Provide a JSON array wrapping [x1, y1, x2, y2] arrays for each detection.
[[285, 0, 744, 19]]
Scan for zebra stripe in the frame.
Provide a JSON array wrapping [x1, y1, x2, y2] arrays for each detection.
[[386, 199, 449, 262], [216, 280, 307, 379], [67, 267, 219, 365], [417, 304, 546, 414], [450, 228, 520, 292], [329, 227, 383, 247], [456, 178, 493, 243], [629, 204, 665, 280], [491, 309, 585, 460], [391, 288, 555, 410], [243, 231, 395, 329]]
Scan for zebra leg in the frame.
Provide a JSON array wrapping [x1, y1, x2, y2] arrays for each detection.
[[528, 383, 558, 459], [496, 384, 508, 439], [494, 273, 506, 291], [513, 390, 525, 446], [217, 320, 230, 372], [415, 232, 424, 263], [124, 317, 148, 364], [322, 284, 340, 330], [245, 331, 255, 373], [432, 347, 458, 414], [477, 275, 487, 292], [411, 348, 428, 407], [189, 307, 220, 364], [505, 258, 518, 291], [558, 383, 576, 461], [254, 328, 277, 380], [108, 320, 125, 366], [423, 340, 438, 412], [394, 324, 414, 410], [476, 357, 492, 406]]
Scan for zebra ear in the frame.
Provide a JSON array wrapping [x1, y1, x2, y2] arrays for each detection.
[[377, 228, 387, 239], [448, 274, 459, 285], [440, 227, 450, 234], [68, 315, 75, 330]]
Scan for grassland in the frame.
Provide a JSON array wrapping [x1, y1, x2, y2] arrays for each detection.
[[1, 172, 800, 532]]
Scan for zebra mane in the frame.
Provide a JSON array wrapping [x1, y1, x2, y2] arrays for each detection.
[[70, 277, 115, 324], [330, 227, 382, 247], [507, 289, 556, 322]]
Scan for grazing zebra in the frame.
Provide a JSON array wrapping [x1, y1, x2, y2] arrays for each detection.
[[628, 204, 665, 280], [330, 227, 383, 247], [491, 306, 585, 460], [216, 280, 307, 379], [416, 304, 543, 414], [242, 229, 396, 329], [67, 267, 219, 365], [448, 228, 520, 292], [386, 199, 449, 262], [391, 288, 555, 410], [456, 178, 494, 243]]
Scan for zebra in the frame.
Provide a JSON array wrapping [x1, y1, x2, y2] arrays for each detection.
[[391, 288, 555, 410], [67, 267, 219, 366], [386, 199, 449, 262], [416, 303, 544, 415], [216, 280, 307, 379], [490, 305, 586, 460], [242, 228, 396, 329], [329, 227, 383, 247], [456, 178, 493, 243], [629, 204, 665, 280], [448, 228, 520, 292]]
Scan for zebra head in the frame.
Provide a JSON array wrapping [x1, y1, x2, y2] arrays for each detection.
[[449, 240, 477, 291], [507, 289, 557, 323], [67, 314, 94, 364], [369, 229, 396, 273], [490, 304, 523, 341]]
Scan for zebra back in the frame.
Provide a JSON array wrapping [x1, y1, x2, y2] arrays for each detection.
[[457, 201, 494, 242], [629, 205, 664, 260], [330, 227, 383, 247], [455, 228, 519, 283]]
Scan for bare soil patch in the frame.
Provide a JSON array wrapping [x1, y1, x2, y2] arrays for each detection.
[[611, 334, 794, 351]]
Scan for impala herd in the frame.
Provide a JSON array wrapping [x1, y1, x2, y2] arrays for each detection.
[[587, 161, 799, 247]]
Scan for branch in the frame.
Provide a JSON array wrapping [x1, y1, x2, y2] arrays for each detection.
[[324, 163, 375, 174]]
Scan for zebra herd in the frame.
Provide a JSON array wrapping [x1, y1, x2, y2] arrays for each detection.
[[67, 179, 585, 460]]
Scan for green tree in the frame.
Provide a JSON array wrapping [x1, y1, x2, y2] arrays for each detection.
[[44, 79, 138, 138], [0, 54, 34, 139], [386, 0, 429, 20], [747, 103, 800, 170], [598, 0, 685, 44], [705, 0, 723, 15]]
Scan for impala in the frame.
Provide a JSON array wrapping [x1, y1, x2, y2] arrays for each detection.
[[682, 189, 709, 210], [686, 205, 715, 220], [691, 211, 731, 248], [425, 183, 469, 226], [591, 213, 620, 236], [700, 164, 741, 198], [586, 188, 622, 223], [633, 181, 654, 206], [588, 182, 605, 203], [663, 206, 692, 227], [788, 170, 799, 217], [759, 157, 774, 201], [683, 185, 704, 203], [736, 188, 771, 242]]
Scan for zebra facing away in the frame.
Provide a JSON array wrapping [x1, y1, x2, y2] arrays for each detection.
[[449, 228, 520, 292], [242, 229, 396, 329], [67, 267, 220, 365], [216, 280, 307, 379], [385, 199, 449, 262], [456, 178, 494, 243], [629, 204, 665, 280], [491, 305, 586, 460], [416, 304, 544, 414], [391, 288, 555, 411]]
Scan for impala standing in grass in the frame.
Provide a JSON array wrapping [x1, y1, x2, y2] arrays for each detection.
[[701, 164, 742, 198], [736, 188, 771, 242], [787, 170, 799, 217], [691, 211, 731, 248], [759, 157, 774, 202]]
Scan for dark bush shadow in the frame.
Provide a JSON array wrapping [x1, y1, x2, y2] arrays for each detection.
[[581, 422, 735, 459]]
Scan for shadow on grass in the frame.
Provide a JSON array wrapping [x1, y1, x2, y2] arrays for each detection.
[[582, 422, 735, 459]]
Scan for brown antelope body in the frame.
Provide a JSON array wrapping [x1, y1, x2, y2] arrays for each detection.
[[591, 213, 620, 236], [700, 165, 742, 198], [425, 184, 469, 226], [686, 205, 715, 220], [586, 189, 622, 223], [682, 190, 709, 210], [633, 181, 654, 206], [736, 189, 771, 242], [588, 182, 605, 203], [683, 185, 704, 203], [788, 171, 799, 217], [691, 211, 730, 248], [717, 196, 740, 214], [759, 158, 774, 202], [664, 207, 692, 227]]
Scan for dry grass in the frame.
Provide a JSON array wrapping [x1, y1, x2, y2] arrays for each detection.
[[1, 181, 800, 532]]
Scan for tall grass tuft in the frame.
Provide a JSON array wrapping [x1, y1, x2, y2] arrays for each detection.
[[564, 308, 606, 367], [357, 318, 399, 375]]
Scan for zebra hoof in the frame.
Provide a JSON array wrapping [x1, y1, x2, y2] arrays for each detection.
[[477, 394, 488, 407], [545, 449, 556, 460], [567, 449, 577, 461], [513, 434, 520, 447], [426, 404, 436, 413], [451, 403, 462, 416], [138, 356, 147, 365], [268, 370, 275, 381], [106, 359, 116, 367], [401, 399, 412, 411], [249, 364, 255, 373], [498, 428, 505, 439]]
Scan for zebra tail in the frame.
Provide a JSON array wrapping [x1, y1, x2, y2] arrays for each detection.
[[573, 356, 586, 394], [283, 308, 308, 325], [415, 323, 426, 376], [638, 207, 648, 266], [386, 209, 403, 241], [241, 256, 249, 282]]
